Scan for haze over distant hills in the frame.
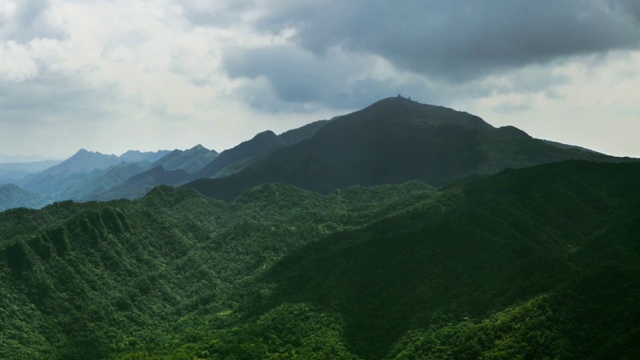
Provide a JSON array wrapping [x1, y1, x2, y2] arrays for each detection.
[[16, 149, 172, 198], [0, 160, 62, 184], [0, 154, 61, 163]]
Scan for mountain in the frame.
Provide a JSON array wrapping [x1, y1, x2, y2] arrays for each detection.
[[195, 120, 327, 179], [66, 162, 152, 201], [89, 122, 327, 202], [119, 150, 170, 163], [0, 160, 61, 184], [89, 166, 191, 200], [0, 184, 52, 212], [1, 147, 211, 208], [278, 119, 329, 146], [1, 160, 639, 359], [153, 144, 218, 173], [11, 149, 174, 201], [186, 97, 620, 201], [33, 149, 122, 178], [11, 149, 122, 201], [16, 150, 127, 196], [82, 145, 218, 201]]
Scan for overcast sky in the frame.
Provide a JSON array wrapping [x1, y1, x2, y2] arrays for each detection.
[[1, 0, 639, 160]]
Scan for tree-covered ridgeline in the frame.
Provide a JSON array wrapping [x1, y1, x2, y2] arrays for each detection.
[[1, 160, 639, 359]]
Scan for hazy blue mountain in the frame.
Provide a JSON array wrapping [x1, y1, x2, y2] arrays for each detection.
[[0, 160, 62, 184], [12, 149, 171, 204], [37, 149, 122, 177], [17, 149, 123, 195], [88, 122, 328, 202], [72, 148, 200, 200], [153, 144, 218, 173], [0, 184, 52, 212], [82, 145, 218, 201], [186, 97, 623, 200], [69, 162, 153, 201], [89, 166, 190, 200], [119, 150, 171, 163]]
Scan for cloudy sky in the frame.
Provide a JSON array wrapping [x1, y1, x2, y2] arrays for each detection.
[[1, 0, 639, 160]]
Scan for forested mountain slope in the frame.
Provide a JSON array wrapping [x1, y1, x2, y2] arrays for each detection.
[[1, 160, 639, 359], [187, 97, 620, 200], [195, 120, 327, 180]]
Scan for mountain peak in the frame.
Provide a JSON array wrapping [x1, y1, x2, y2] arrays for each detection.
[[365, 95, 421, 109], [70, 148, 112, 159], [189, 144, 207, 151], [74, 148, 92, 155], [254, 130, 278, 139]]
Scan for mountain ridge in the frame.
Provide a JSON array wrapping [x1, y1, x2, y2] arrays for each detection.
[[186, 97, 623, 200]]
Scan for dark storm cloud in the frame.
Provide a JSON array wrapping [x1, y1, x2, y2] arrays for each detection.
[[0, 0, 67, 42], [225, 45, 351, 103], [255, 0, 640, 81], [224, 44, 438, 110], [212, 0, 640, 109]]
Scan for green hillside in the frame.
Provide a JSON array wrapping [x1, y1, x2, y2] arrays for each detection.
[[1, 161, 639, 359]]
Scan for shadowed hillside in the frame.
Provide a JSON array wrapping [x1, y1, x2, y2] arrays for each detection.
[[187, 97, 619, 200]]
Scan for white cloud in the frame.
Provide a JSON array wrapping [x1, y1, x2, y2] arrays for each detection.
[[0, 40, 38, 81], [0, 0, 639, 159], [460, 50, 640, 157]]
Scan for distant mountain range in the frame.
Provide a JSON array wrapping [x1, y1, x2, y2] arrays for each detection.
[[15, 149, 173, 199], [0, 97, 635, 212], [0, 160, 62, 184], [102, 121, 328, 199]]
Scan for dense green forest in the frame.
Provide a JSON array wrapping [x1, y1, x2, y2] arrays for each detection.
[[1, 160, 640, 359]]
